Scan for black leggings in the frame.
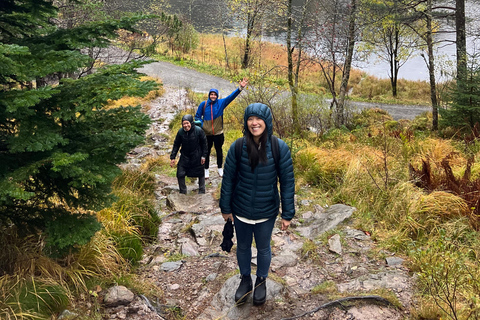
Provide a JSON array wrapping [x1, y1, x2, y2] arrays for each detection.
[[205, 133, 224, 169]]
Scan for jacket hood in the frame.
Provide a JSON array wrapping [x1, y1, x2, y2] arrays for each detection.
[[182, 114, 194, 126], [208, 89, 219, 100], [243, 103, 273, 136]]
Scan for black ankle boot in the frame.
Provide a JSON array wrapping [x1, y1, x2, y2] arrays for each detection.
[[253, 276, 267, 306], [234, 274, 252, 305]]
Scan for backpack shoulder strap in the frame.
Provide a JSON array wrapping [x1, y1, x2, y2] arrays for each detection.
[[199, 100, 206, 117], [271, 135, 280, 176], [235, 137, 244, 166]]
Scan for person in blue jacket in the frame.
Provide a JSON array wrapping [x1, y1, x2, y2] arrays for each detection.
[[219, 103, 295, 306], [195, 78, 248, 179], [170, 114, 208, 194]]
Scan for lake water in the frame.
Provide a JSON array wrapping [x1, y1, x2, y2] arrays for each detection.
[[124, 0, 480, 81]]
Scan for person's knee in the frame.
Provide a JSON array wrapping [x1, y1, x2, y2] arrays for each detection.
[[256, 246, 271, 255], [236, 242, 251, 252]]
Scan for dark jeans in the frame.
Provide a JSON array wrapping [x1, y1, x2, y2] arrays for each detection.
[[178, 176, 205, 194], [205, 133, 224, 169], [233, 215, 276, 278]]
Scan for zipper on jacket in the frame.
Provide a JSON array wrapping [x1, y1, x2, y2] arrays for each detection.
[[210, 102, 214, 135]]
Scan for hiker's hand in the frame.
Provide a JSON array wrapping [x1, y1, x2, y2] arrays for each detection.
[[239, 77, 248, 90], [223, 213, 233, 222], [170, 159, 175, 167], [201, 157, 205, 165], [281, 219, 291, 231]]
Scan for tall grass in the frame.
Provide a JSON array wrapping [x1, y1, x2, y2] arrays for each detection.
[[292, 108, 480, 318]]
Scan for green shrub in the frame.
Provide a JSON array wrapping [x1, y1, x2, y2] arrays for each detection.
[[6, 280, 69, 319], [45, 213, 102, 258], [112, 233, 144, 265], [409, 230, 480, 319]]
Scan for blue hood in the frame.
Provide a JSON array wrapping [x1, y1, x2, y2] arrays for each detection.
[[208, 88, 219, 101], [243, 103, 273, 136]]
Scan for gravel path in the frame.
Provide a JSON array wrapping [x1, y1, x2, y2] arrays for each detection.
[[139, 60, 431, 121], [139, 61, 237, 97]]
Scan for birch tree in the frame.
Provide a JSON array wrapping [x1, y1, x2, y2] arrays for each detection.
[[308, 0, 359, 126], [361, 0, 419, 97], [284, 0, 311, 135], [227, 0, 279, 68]]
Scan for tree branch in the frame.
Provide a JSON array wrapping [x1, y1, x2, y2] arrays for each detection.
[[280, 295, 395, 320]]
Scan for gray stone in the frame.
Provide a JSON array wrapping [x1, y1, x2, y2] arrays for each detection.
[[161, 261, 183, 272], [328, 234, 342, 254], [386, 256, 404, 266], [191, 215, 225, 237], [104, 285, 135, 307], [302, 211, 313, 220], [180, 238, 199, 256], [271, 251, 298, 271], [297, 204, 356, 238], [199, 275, 283, 319], [58, 309, 78, 320], [337, 270, 411, 294], [344, 227, 371, 240], [313, 204, 325, 214], [166, 193, 216, 213], [300, 199, 312, 206], [206, 273, 217, 282]]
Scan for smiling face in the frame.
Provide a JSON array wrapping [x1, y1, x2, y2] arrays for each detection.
[[247, 116, 266, 142], [209, 92, 217, 102], [182, 120, 192, 131]]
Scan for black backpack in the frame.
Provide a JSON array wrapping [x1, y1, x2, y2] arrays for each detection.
[[234, 135, 280, 175]]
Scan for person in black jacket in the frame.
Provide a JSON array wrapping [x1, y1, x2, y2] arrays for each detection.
[[170, 114, 208, 194], [220, 103, 295, 306]]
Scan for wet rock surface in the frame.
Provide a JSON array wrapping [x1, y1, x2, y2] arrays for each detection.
[[99, 85, 416, 319]]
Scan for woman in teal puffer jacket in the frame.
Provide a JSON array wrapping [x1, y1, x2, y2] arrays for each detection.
[[220, 103, 295, 306]]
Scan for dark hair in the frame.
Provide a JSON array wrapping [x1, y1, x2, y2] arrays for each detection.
[[245, 128, 268, 172]]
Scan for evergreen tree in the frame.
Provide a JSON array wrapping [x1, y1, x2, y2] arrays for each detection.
[[0, 0, 157, 256], [441, 66, 480, 129]]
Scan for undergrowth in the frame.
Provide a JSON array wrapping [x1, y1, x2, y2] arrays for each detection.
[[0, 80, 164, 320], [288, 108, 480, 319]]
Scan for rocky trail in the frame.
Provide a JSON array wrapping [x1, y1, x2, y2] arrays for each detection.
[[99, 86, 416, 320]]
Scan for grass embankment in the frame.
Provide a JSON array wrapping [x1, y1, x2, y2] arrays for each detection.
[[154, 33, 434, 106]]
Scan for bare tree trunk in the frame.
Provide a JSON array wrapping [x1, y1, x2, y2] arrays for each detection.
[[391, 26, 399, 97], [456, 0, 467, 83], [286, 0, 309, 135], [242, 12, 256, 69], [222, 32, 230, 69], [286, 0, 298, 133], [426, 0, 438, 130], [337, 0, 357, 126]]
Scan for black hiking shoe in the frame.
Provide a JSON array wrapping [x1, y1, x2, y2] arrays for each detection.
[[234, 274, 252, 305], [253, 276, 266, 306]]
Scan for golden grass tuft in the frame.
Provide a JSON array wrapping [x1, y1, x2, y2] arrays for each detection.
[[105, 76, 164, 110], [409, 138, 467, 183], [414, 191, 469, 221], [413, 138, 459, 164], [140, 155, 170, 172]]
